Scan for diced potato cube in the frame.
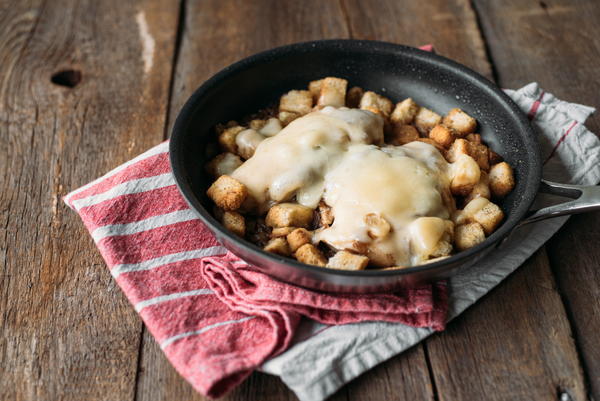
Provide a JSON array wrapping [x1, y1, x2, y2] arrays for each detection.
[[222, 211, 245, 237], [364, 213, 391, 239], [387, 124, 419, 145], [414, 107, 442, 135], [264, 237, 291, 256], [317, 201, 334, 227], [455, 197, 504, 235], [278, 111, 300, 126], [215, 120, 239, 134], [346, 86, 364, 108], [249, 119, 266, 130], [489, 162, 515, 198], [454, 222, 486, 251], [466, 133, 482, 144], [465, 171, 491, 203], [287, 228, 312, 252], [445, 138, 470, 162], [326, 250, 369, 270], [206, 175, 248, 211], [390, 98, 419, 125], [271, 226, 297, 238], [317, 77, 348, 108], [218, 126, 244, 154], [359, 91, 393, 117], [205, 152, 243, 178], [367, 244, 395, 267], [279, 90, 313, 115], [308, 79, 323, 103], [429, 125, 456, 148], [235, 129, 265, 159], [259, 117, 282, 137], [443, 108, 477, 136], [295, 243, 327, 267], [265, 203, 314, 228], [414, 137, 446, 153], [449, 154, 481, 196], [446, 138, 489, 170]]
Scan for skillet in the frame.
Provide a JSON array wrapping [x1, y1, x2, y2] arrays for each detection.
[[169, 40, 600, 293]]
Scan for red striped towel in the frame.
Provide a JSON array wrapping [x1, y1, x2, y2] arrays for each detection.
[[64, 140, 448, 398]]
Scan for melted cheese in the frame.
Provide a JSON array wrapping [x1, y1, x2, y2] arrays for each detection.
[[231, 106, 453, 267]]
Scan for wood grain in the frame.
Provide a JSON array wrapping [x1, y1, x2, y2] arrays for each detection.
[[0, 0, 179, 400], [473, 0, 600, 398]]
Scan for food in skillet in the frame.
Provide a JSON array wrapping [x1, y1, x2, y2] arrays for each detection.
[[205, 77, 515, 270]]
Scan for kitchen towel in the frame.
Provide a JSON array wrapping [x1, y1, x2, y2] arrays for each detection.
[[64, 82, 600, 401]]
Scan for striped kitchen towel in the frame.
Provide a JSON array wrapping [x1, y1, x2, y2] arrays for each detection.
[[63, 141, 448, 398]]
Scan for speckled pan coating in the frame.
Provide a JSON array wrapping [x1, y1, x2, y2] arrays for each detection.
[[169, 39, 540, 293]]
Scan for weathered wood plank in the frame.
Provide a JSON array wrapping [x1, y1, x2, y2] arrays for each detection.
[[344, 0, 588, 400], [0, 1, 179, 400], [473, 0, 600, 398]]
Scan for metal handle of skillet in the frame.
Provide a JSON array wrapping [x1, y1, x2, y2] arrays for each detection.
[[520, 180, 600, 225]]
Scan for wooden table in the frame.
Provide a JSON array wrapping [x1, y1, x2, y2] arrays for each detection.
[[2, 1, 600, 400]]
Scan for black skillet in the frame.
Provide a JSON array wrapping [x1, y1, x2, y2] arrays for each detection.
[[169, 40, 600, 293]]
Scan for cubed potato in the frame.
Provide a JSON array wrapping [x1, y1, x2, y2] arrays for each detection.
[[359, 91, 393, 117], [259, 117, 282, 137], [455, 197, 504, 235], [218, 125, 244, 154], [215, 120, 239, 134], [279, 90, 313, 115], [454, 222, 486, 251], [326, 250, 369, 270], [387, 124, 419, 145], [317, 201, 334, 227], [489, 162, 515, 198], [278, 111, 300, 126], [390, 98, 419, 125], [222, 211, 245, 237], [206, 175, 248, 211], [449, 153, 481, 196], [367, 244, 395, 267], [466, 133, 482, 144], [414, 137, 446, 153], [308, 79, 323, 103], [429, 125, 456, 148], [205, 152, 243, 178], [295, 243, 327, 267], [446, 138, 489, 170], [287, 228, 312, 252], [465, 171, 491, 203], [271, 226, 297, 238], [235, 129, 265, 159], [317, 77, 348, 108], [265, 203, 314, 228], [445, 138, 470, 162], [346, 86, 364, 108], [249, 119, 266, 130], [264, 237, 291, 256], [443, 108, 477, 136], [489, 149, 504, 165], [414, 107, 442, 135], [364, 213, 391, 239]]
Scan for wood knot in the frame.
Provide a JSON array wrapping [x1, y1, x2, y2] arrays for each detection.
[[539, 1, 548, 9], [51, 69, 82, 88]]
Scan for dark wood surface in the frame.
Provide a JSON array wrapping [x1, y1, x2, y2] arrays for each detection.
[[1, 0, 599, 400]]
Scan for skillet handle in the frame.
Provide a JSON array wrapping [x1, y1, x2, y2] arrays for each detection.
[[520, 180, 600, 225]]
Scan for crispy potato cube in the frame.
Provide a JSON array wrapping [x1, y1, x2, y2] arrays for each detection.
[[443, 108, 477, 136], [469, 142, 490, 171], [473, 201, 504, 235], [388, 124, 419, 145], [327, 250, 369, 270], [364, 213, 391, 239], [367, 244, 395, 267], [466, 133, 482, 144], [279, 90, 313, 115], [346, 86, 364, 108], [222, 211, 245, 237], [218, 126, 244, 154], [308, 79, 323, 103], [445, 138, 470, 162], [317, 201, 334, 227], [215, 120, 239, 134], [359, 91, 393, 117], [235, 129, 265, 160], [287, 228, 312, 252], [414, 107, 442, 135], [390, 98, 420, 125], [450, 153, 481, 196], [429, 125, 456, 148], [489, 149, 503, 165], [259, 117, 282, 137], [206, 175, 248, 211], [249, 119, 266, 130], [264, 237, 291, 256], [271, 226, 297, 238], [265, 203, 314, 228], [317, 77, 348, 108], [205, 152, 243, 178], [489, 162, 515, 198], [454, 223, 486, 251], [465, 171, 491, 203], [295, 243, 327, 267], [278, 111, 300, 126], [414, 137, 446, 153]]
